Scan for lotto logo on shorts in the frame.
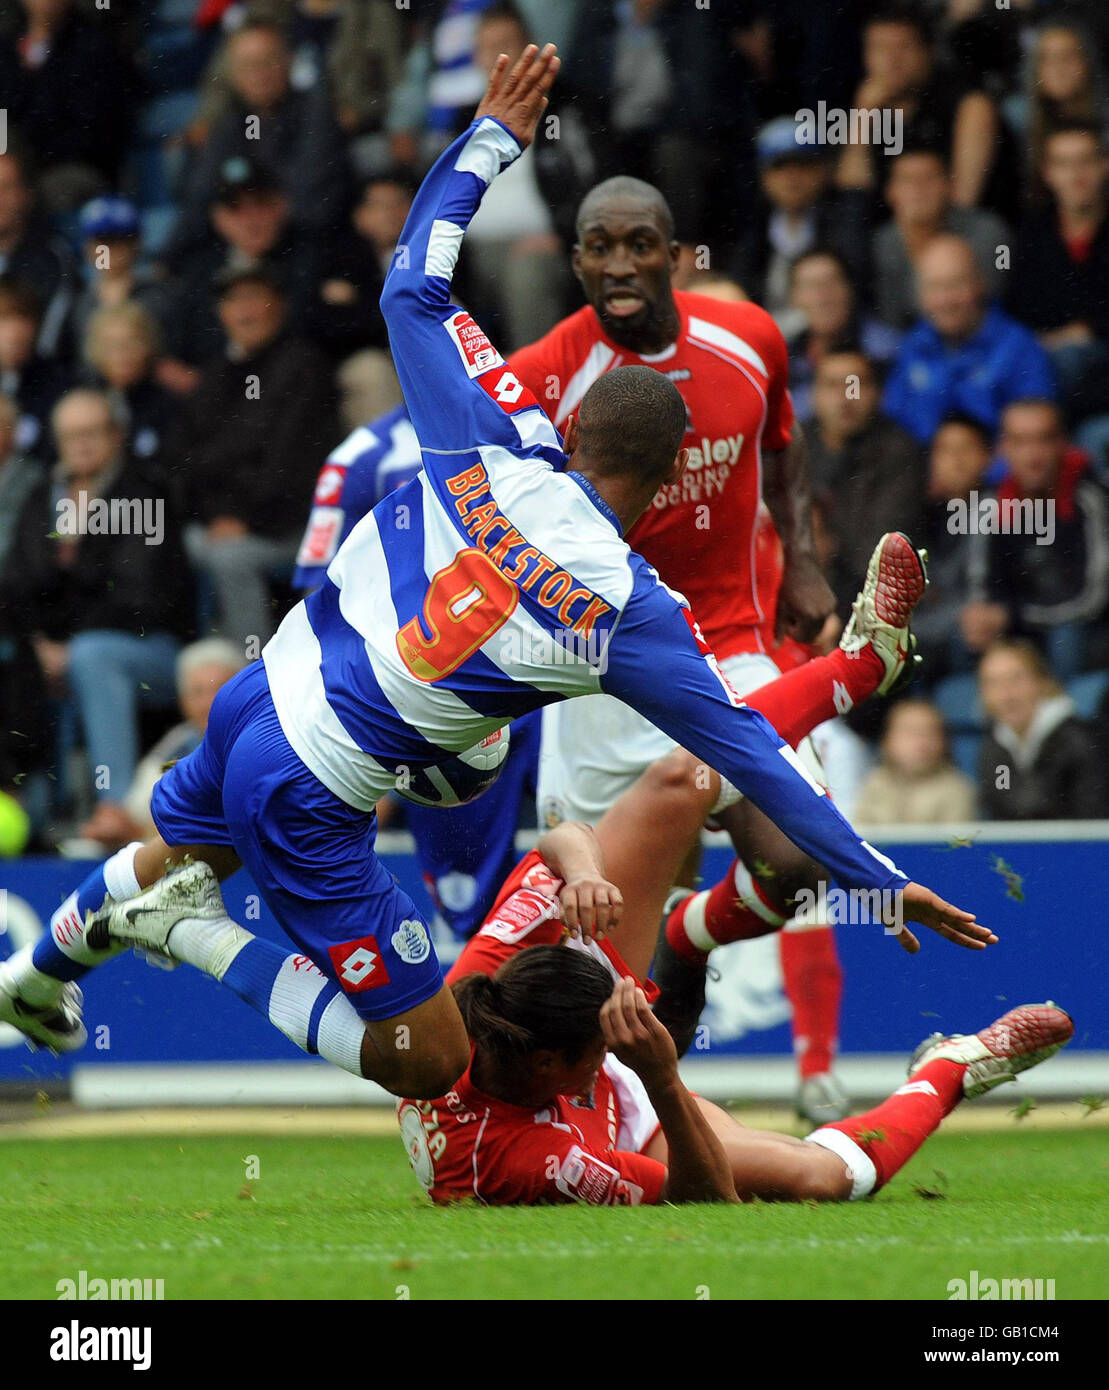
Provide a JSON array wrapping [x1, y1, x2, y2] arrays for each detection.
[[328, 936, 390, 993]]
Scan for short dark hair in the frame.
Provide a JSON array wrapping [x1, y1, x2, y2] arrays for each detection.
[[864, 1, 934, 46], [577, 365, 687, 485], [477, 0, 528, 35], [358, 166, 420, 203], [0, 275, 41, 322], [1043, 120, 1105, 152], [575, 176, 675, 244], [935, 412, 993, 449], [453, 946, 613, 1065]]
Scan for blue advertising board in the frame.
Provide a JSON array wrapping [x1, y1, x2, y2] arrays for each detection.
[[1, 832, 1105, 1084]]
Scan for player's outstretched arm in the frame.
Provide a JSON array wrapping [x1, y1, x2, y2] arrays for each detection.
[[602, 979, 738, 1205], [378, 46, 559, 456], [600, 584, 996, 953]]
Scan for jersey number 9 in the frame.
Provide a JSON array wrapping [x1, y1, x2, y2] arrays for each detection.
[[397, 548, 518, 682]]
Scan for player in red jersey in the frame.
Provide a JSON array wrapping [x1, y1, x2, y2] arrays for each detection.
[[507, 180, 866, 1122], [395, 538, 1067, 1207], [398, 817, 1070, 1208]]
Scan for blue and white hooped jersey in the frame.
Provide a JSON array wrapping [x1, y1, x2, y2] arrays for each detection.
[[263, 117, 906, 897], [293, 405, 421, 591]]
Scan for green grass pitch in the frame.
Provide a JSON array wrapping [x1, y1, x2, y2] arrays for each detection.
[[3, 1125, 1107, 1300]]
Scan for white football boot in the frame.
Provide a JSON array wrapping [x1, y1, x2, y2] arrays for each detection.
[[907, 1002, 1074, 1099], [0, 962, 87, 1053], [85, 859, 227, 961], [840, 531, 929, 696]]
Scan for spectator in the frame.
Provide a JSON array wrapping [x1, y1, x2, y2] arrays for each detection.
[[0, 390, 48, 818], [1006, 123, 1109, 432], [165, 155, 323, 369], [0, 0, 139, 209], [0, 276, 71, 458], [967, 398, 1109, 680], [883, 234, 1056, 442], [780, 250, 899, 422], [913, 413, 993, 677], [75, 637, 245, 852], [70, 196, 173, 355], [872, 147, 1009, 331], [1013, 20, 1109, 206], [977, 637, 1104, 819], [0, 145, 76, 358], [169, 265, 339, 648], [20, 388, 192, 829], [305, 167, 415, 360], [83, 303, 177, 466], [174, 18, 348, 254], [807, 346, 925, 614], [731, 117, 864, 316], [836, 2, 1008, 215], [192, 0, 405, 174], [855, 699, 977, 824]]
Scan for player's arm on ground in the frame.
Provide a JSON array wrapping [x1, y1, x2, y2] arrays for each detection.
[[535, 820, 623, 938], [603, 979, 737, 1204], [600, 576, 995, 951], [379, 46, 560, 455]]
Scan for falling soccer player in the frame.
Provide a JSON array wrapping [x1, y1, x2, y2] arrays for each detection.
[[0, 47, 992, 1100]]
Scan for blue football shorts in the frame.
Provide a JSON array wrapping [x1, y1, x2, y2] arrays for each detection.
[[150, 660, 445, 1021]]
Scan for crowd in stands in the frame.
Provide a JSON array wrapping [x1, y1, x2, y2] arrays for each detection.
[[0, 0, 1108, 855]]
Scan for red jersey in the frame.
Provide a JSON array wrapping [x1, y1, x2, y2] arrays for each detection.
[[508, 291, 795, 661], [398, 851, 666, 1206]]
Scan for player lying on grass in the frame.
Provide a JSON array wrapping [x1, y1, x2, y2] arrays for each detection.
[[399, 941, 1072, 1206], [0, 47, 988, 1098]]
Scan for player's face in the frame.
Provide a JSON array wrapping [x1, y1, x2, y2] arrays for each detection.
[[539, 1035, 607, 1103], [573, 203, 678, 349]]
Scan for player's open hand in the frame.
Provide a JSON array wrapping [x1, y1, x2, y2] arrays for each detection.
[[552, 872, 623, 940], [887, 881, 999, 955], [474, 43, 560, 149], [601, 977, 678, 1089]]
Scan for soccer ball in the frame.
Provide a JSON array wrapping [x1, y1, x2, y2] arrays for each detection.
[[395, 725, 510, 807]]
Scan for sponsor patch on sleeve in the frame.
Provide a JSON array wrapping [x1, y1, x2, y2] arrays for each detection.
[[554, 1145, 645, 1206], [445, 310, 505, 378], [297, 507, 344, 567]]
